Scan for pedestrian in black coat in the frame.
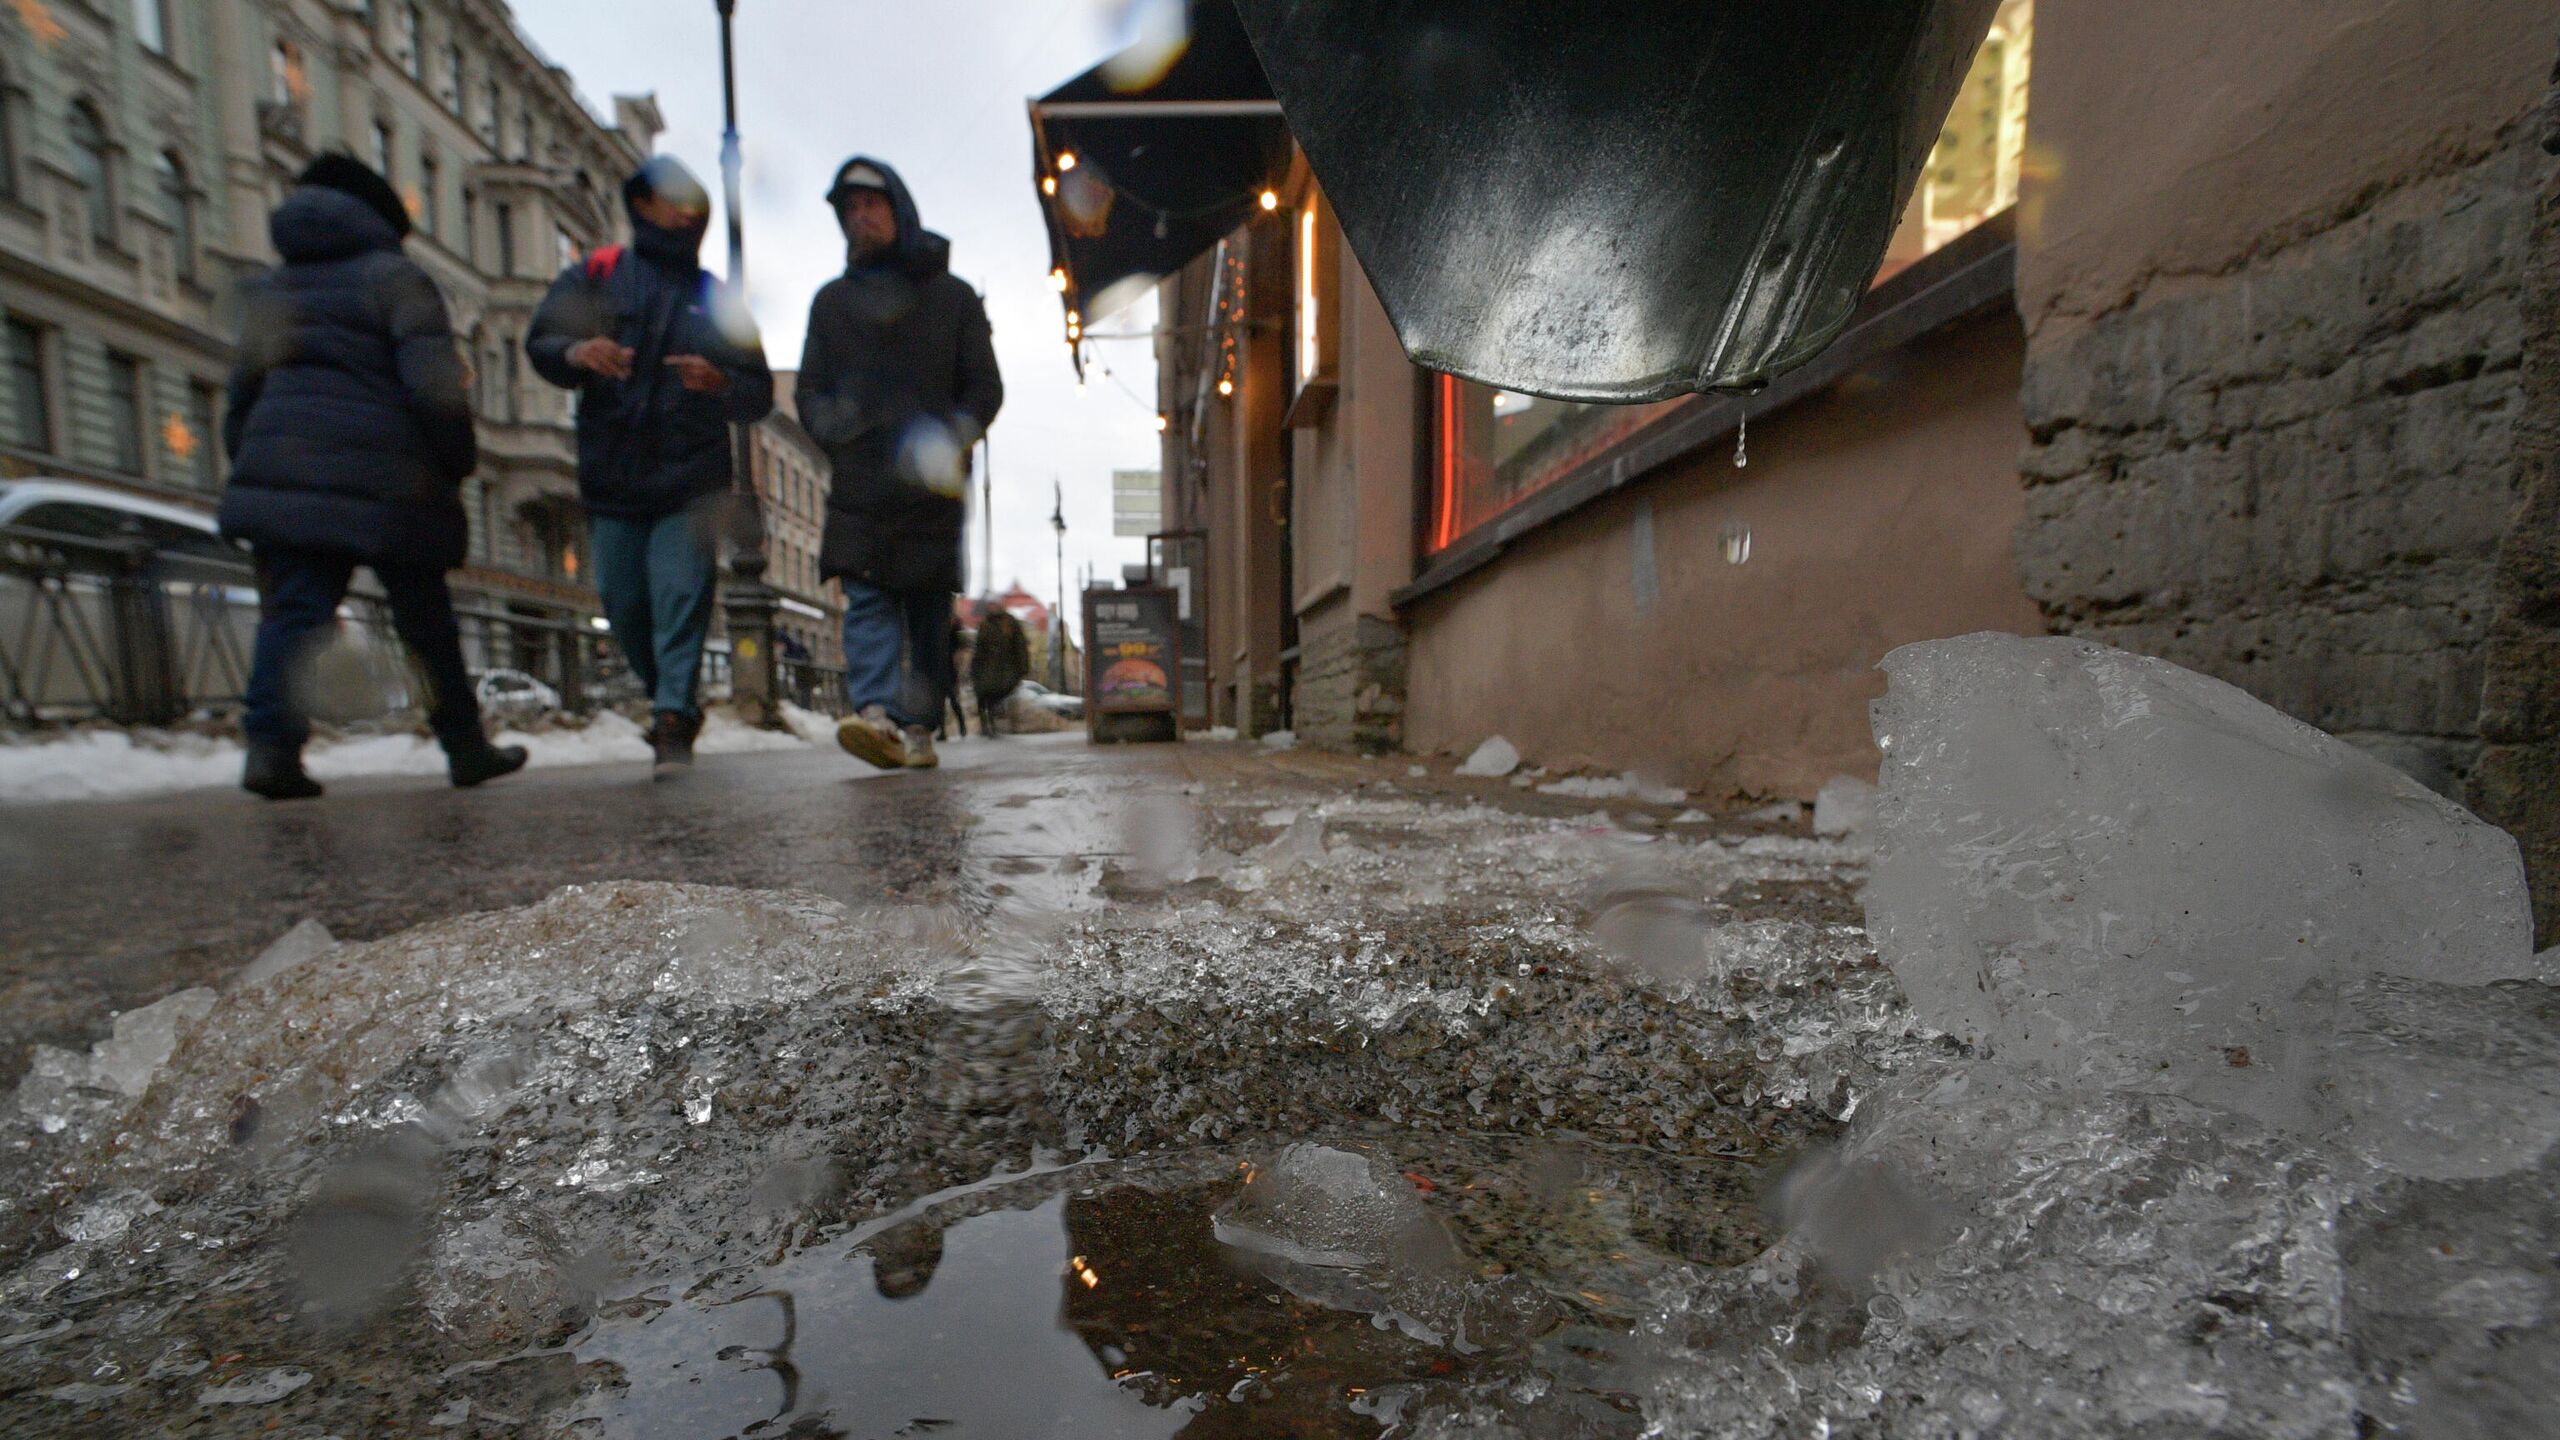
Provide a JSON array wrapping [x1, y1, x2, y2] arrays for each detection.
[[800, 156, 1004, 771], [972, 607, 1031, 737], [219, 154, 525, 800]]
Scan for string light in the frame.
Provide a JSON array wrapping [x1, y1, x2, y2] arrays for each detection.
[[1049, 268, 1068, 293], [1218, 378, 1234, 396], [1259, 189, 1278, 211], [1154, 413, 1169, 432], [1056, 152, 1078, 172], [1042, 176, 1057, 196]]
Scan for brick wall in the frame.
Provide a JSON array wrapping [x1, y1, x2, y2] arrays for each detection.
[[1294, 610, 1406, 753], [2016, 138, 2547, 798]]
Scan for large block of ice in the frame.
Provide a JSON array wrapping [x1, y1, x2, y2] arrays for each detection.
[[1865, 634, 2535, 1133]]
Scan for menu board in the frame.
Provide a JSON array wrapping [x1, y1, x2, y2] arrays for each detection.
[[1083, 586, 1182, 723]]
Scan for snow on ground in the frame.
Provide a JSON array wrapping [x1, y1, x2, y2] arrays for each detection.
[[0, 704, 842, 806]]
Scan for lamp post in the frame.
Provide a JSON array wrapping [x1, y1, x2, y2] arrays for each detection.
[[1051, 480, 1069, 693], [713, 0, 780, 726]]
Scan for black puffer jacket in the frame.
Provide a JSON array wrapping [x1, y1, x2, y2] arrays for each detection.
[[799, 158, 1004, 595], [218, 187, 474, 567], [524, 172, 774, 519]]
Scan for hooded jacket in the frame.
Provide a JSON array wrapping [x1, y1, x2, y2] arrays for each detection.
[[218, 186, 475, 568], [525, 164, 775, 519], [799, 157, 1004, 595]]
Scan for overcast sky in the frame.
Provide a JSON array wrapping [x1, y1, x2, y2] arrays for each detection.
[[511, 0, 1164, 629]]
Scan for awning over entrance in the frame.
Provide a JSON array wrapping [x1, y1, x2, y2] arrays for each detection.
[[1229, 0, 2004, 403], [1030, 0, 1290, 365]]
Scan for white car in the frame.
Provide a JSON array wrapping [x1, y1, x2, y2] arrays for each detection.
[[474, 668, 560, 718], [1015, 679, 1085, 719]]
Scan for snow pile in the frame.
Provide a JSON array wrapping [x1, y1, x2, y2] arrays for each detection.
[[1536, 771, 1686, 805], [1810, 775, 1873, 838], [1455, 735, 1520, 778], [0, 706, 825, 805]]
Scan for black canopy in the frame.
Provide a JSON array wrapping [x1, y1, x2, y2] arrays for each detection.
[[1030, 0, 1291, 355], [1232, 0, 2001, 403]]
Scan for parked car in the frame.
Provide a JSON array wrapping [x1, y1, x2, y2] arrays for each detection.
[[0, 477, 246, 569], [473, 668, 560, 719], [1016, 678, 1085, 719]]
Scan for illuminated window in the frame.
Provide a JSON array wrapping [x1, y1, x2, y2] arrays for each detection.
[[1297, 205, 1317, 385], [1879, 0, 2031, 281]]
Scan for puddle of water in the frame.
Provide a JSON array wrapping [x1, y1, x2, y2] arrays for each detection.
[[555, 1137, 1761, 1438]]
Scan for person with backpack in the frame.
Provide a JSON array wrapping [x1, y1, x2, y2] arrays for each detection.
[[971, 605, 1031, 736], [798, 156, 1004, 771], [526, 156, 773, 776], [219, 154, 527, 801]]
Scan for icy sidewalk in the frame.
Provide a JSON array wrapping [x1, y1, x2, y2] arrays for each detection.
[[0, 703, 842, 805], [0, 638, 2551, 1438]]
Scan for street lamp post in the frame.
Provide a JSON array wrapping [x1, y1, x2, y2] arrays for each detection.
[[713, 0, 780, 726], [1051, 481, 1069, 693]]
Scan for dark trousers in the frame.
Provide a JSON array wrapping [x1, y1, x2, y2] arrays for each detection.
[[840, 580, 953, 730], [243, 545, 483, 751]]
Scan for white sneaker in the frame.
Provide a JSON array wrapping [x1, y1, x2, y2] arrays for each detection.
[[902, 725, 939, 769], [836, 704, 905, 770]]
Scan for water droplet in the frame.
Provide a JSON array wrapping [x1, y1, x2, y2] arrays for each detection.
[[1734, 414, 1748, 469], [1720, 521, 1753, 566]]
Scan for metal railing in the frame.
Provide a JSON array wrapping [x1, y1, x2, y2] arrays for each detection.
[[0, 521, 604, 729], [777, 657, 848, 717]]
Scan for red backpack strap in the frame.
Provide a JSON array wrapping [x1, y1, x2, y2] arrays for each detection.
[[583, 244, 625, 282]]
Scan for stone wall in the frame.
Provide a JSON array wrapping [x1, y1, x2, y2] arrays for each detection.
[[1293, 610, 1406, 753], [2016, 137, 2547, 798], [2476, 52, 2560, 947]]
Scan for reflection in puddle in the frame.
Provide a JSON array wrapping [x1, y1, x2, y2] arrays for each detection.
[[561, 1137, 1756, 1437]]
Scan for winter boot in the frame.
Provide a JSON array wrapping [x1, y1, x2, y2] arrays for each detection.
[[447, 736, 529, 789], [243, 741, 324, 801], [902, 724, 939, 770], [836, 704, 905, 770], [651, 710, 696, 779]]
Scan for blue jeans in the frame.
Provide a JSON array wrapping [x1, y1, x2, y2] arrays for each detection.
[[589, 508, 717, 718], [244, 545, 482, 751], [841, 580, 953, 729]]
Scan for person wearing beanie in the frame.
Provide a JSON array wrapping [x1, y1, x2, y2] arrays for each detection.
[[801, 155, 1004, 771], [525, 155, 774, 777], [218, 152, 527, 800]]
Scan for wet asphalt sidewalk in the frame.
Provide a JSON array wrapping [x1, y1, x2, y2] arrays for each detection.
[[0, 731, 1738, 1081]]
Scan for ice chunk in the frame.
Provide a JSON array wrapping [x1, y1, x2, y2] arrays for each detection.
[[233, 918, 337, 990], [1260, 729, 1298, 751], [1214, 1143, 1434, 1269], [1254, 814, 1328, 871], [197, 1369, 311, 1405], [1768, 1147, 1950, 1287], [1538, 772, 1687, 805], [91, 988, 218, 1097], [1456, 736, 1521, 778], [1866, 634, 2535, 1137], [2328, 976, 2560, 1180], [1811, 776, 1874, 838]]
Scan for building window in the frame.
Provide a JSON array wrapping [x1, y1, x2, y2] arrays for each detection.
[[1880, 0, 2032, 281], [270, 40, 307, 108], [502, 344, 519, 423], [485, 79, 502, 141], [133, 0, 168, 56], [418, 153, 439, 236], [459, 187, 477, 264], [444, 43, 465, 109], [0, 62, 18, 202], [493, 201, 514, 275], [400, 3, 424, 81], [5, 319, 50, 453], [188, 380, 221, 491], [157, 151, 194, 284], [555, 227, 574, 271], [67, 102, 115, 246], [106, 352, 147, 475], [372, 119, 395, 178]]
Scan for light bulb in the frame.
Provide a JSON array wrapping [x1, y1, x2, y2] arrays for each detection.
[[1259, 189, 1278, 211], [1154, 414, 1169, 432], [1056, 152, 1078, 172], [1049, 268, 1067, 293], [1042, 176, 1057, 196], [1218, 378, 1234, 396]]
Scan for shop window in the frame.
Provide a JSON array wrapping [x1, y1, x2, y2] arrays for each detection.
[[1426, 0, 2032, 555]]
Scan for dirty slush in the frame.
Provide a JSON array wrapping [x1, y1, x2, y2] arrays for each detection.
[[3, 638, 2555, 1438]]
